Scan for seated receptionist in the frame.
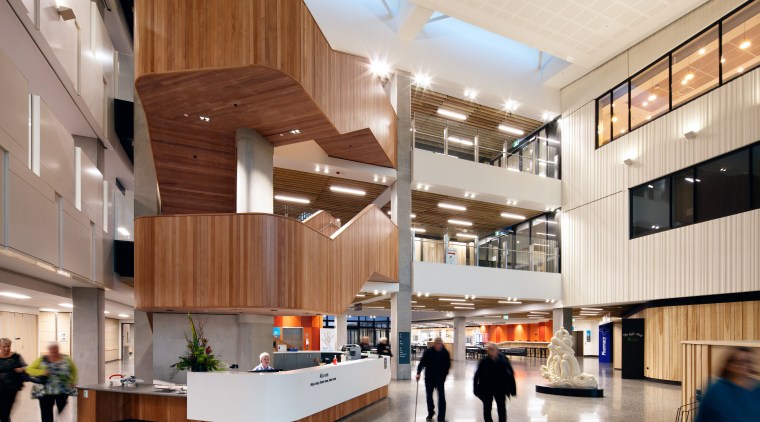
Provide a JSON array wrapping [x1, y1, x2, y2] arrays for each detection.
[[252, 352, 274, 371]]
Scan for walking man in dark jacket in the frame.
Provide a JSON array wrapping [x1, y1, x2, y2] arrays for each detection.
[[416, 337, 451, 421], [473, 342, 516, 422]]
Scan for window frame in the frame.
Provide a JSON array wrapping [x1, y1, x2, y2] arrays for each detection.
[[596, 0, 760, 150]]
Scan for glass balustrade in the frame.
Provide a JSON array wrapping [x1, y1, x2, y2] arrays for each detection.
[[413, 237, 560, 273], [412, 113, 561, 179]]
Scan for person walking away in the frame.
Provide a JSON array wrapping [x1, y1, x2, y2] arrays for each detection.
[[0, 338, 26, 422], [416, 337, 451, 421], [474, 342, 517, 422], [26, 343, 77, 422], [696, 346, 760, 422]]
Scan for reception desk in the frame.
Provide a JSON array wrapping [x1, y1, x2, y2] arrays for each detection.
[[187, 356, 391, 421]]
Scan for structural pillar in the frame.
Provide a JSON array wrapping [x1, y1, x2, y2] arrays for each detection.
[[335, 314, 348, 349], [236, 128, 273, 213], [452, 316, 466, 361], [552, 307, 573, 336], [71, 288, 105, 385], [134, 310, 154, 382], [390, 71, 413, 380], [237, 315, 274, 370]]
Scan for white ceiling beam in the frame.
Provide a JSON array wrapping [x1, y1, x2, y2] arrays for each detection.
[[397, 4, 434, 41]]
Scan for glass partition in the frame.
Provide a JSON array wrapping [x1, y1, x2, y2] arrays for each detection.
[[630, 57, 669, 130], [672, 26, 720, 108], [722, 0, 760, 83]]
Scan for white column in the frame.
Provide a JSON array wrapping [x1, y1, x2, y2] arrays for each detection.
[[134, 310, 153, 381], [335, 314, 348, 348], [453, 316, 466, 361], [71, 288, 105, 384], [237, 315, 274, 370], [236, 128, 273, 213]]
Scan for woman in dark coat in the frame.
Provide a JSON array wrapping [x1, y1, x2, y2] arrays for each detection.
[[0, 338, 26, 422], [473, 342, 516, 422]]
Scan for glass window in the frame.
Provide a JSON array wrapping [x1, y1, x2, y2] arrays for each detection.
[[597, 93, 612, 147], [631, 178, 670, 238], [672, 168, 695, 227], [630, 57, 669, 129], [695, 149, 751, 222], [753, 146, 760, 209], [672, 26, 720, 107], [612, 82, 629, 140], [722, 0, 760, 83]]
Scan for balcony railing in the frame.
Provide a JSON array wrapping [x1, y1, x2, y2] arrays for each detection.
[[413, 238, 559, 273], [412, 113, 560, 179]]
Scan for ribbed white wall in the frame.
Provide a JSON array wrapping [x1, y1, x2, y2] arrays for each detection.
[[561, 51, 760, 306]]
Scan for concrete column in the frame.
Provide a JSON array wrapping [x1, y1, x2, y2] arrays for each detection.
[[134, 311, 154, 382], [71, 288, 105, 384], [335, 314, 348, 348], [452, 316, 466, 361], [552, 307, 573, 337], [390, 71, 413, 380], [236, 128, 273, 213], [133, 94, 160, 217], [237, 315, 274, 370]]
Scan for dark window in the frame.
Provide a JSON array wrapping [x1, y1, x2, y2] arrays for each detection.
[[695, 149, 751, 222], [672, 168, 695, 227], [631, 177, 670, 237], [753, 145, 760, 208], [597, 93, 612, 148]]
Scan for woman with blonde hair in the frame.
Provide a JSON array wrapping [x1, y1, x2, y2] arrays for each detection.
[[0, 338, 26, 422]]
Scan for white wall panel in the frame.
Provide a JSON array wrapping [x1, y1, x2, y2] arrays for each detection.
[[7, 159, 58, 265], [80, 153, 102, 228], [0, 47, 29, 155], [62, 200, 91, 277], [560, 53, 629, 117], [39, 101, 75, 201], [38, 0, 79, 91]]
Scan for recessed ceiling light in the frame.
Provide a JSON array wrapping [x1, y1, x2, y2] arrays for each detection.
[[413, 73, 432, 89], [289, 129, 301, 135], [500, 212, 525, 220], [611, 116, 618, 123], [118, 314, 130, 318], [104, 311, 110, 314], [0, 292, 31, 299], [199, 116, 210, 122], [438, 203, 466, 211], [498, 124, 524, 136], [498, 301, 522, 304], [642, 101, 648, 107], [411, 228, 426, 233], [456, 233, 478, 239], [740, 39, 751, 50], [40, 308, 59, 312], [448, 219, 472, 226], [464, 89, 478, 100], [330, 186, 366, 196], [684, 72, 694, 81], [410, 213, 416, 219], [698, 48, 706, 55], [648, 94, 657, 101], [355, 294, 366, 297], [59, 303, 73, 308], [274, 195, 310, 204], [503, 100, 518, 112], [437, 108, 467, 121]]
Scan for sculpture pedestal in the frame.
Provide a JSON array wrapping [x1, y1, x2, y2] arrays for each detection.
[[536, 385, 604, 397]]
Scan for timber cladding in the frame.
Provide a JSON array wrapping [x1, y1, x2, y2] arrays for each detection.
[[630, 300, 760, 382], [134, 0, 397, 214], [134, 205, 398, 315]]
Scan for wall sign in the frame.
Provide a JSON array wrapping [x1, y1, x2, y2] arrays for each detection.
[[445, 248, 457, 264], [398, 332, 411, 364], [272, 327, 281, 338], [599, 323, 613, 363], [320, 328, 336, 352], [622, 319, 645, 379]]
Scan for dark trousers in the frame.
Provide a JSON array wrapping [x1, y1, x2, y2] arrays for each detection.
[[425, 381, 446, 421], [0, 390, 17, 422], [38, 394, 68, 422], [482, 391, 507, 422]]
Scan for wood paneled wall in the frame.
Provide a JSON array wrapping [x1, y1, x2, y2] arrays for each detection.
[[77, 389, 200, 422], [135, 205, 397, 315], [296, 386, 388, 422], [561, 65, 760, 307], [134, 0, 397, 213], [630, 301, 760, 382], [302, 210, 341, 236]]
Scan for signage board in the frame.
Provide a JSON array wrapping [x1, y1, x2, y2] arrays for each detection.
[[398, 331, 411, 364], [599, 323, 613, 363]]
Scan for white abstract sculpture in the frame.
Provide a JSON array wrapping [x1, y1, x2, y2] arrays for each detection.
[[539, 328, 598, 389]]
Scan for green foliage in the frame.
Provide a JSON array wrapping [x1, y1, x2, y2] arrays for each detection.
[[170, 314, 224, 378]]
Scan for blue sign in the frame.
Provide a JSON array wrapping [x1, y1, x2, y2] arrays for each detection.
[[273, 327, 281, 338], [599, 323, 613, 363], [398, 332, 411, 364]]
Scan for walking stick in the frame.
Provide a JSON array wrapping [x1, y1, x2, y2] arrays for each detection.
[[414, 378, 420, 421]]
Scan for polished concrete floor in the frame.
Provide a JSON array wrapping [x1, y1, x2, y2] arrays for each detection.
[[9, 357, 133, 421], [341, 356, 681, 422]]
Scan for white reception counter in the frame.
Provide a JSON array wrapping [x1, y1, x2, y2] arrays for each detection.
[[187, 356, 391, 421]]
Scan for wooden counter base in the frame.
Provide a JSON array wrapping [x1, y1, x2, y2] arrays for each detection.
[[77, 389, 201, 422], [297, 386, 388, 422]]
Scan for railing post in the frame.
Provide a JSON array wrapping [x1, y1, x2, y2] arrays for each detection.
[[443, 125, 449, 156], [411, 118, 416, 148], [474, 134, 479, 163], [474, 239, 479, 267]]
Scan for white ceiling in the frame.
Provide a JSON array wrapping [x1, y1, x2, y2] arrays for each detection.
[[305, 0, 708, 116]]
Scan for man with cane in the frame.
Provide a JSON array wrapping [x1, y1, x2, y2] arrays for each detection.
[[415, 337, 450, 421]]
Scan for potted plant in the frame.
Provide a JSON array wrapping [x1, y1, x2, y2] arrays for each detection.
[[170, 314, 224, 378]]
